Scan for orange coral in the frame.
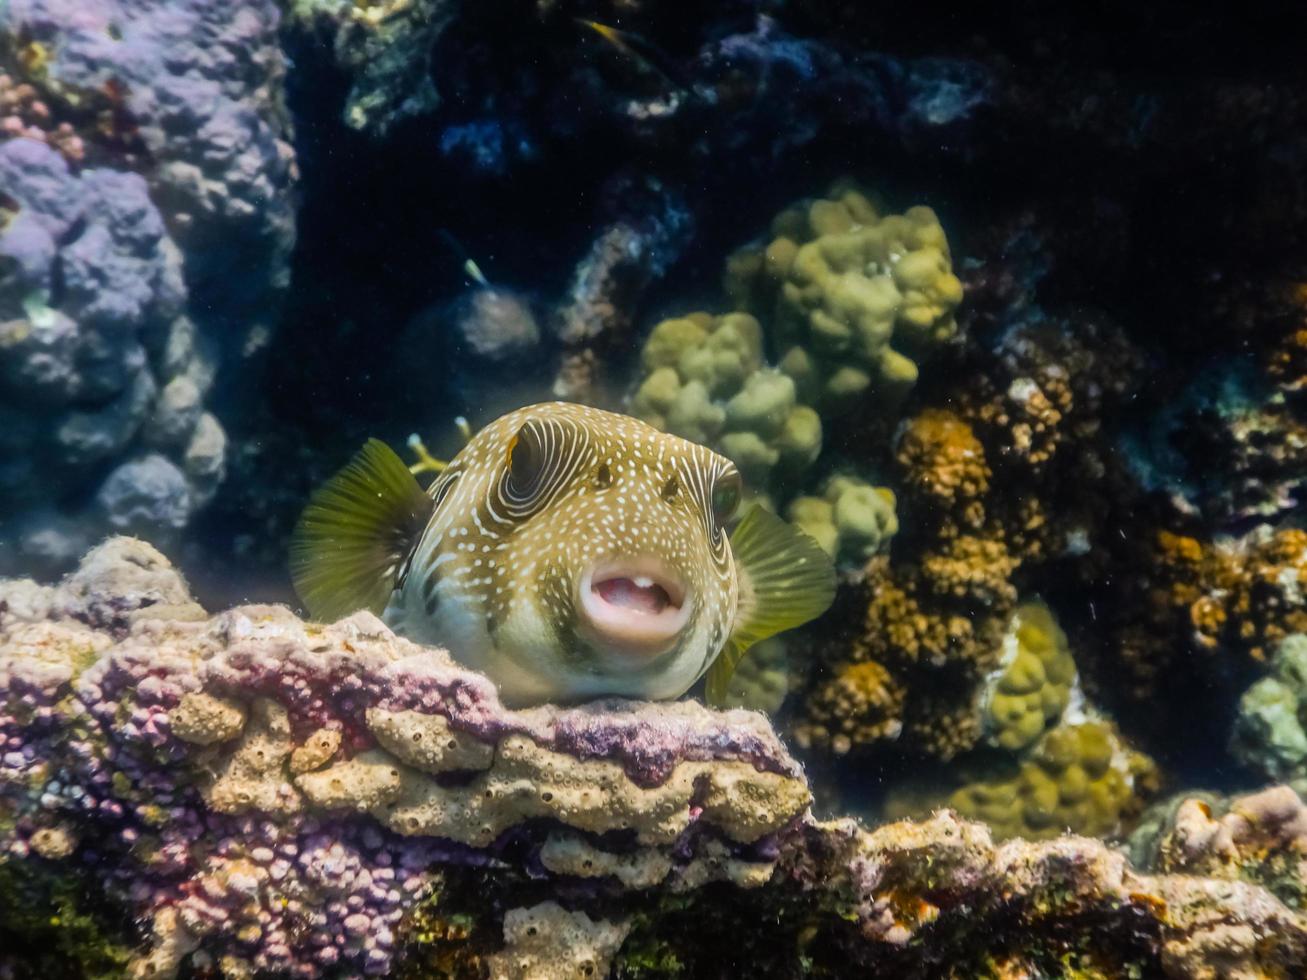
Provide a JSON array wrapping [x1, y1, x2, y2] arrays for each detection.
[[895, 409, 990, 521], [1109, 527, 1307, 705], [794, 320, 1147, 761], [918, 534, 1020, 606], [792, 660, 906, 755]]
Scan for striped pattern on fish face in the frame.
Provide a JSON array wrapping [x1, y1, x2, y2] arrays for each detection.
[[387, 402, 742, 705]]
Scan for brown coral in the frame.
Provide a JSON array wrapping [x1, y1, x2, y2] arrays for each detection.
[[793, 318, 1148, 762], [0, 71, 84, 162], [794, 555, 1012, 759], [894, 408, 989, 531], [792, 660, 906, 755], [918, 534, 1020, 605], [1132, 527, 1307, 673]]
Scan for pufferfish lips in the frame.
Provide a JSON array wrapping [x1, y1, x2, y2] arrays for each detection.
[[576, 555, 691, 657]]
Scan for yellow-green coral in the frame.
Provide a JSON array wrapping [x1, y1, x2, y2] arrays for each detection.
[[725, 182, 963, 413], [983, 602, 1078, 751], [631, 312, 822, 484], [719, 638, 790, 715], [940, 720, 1156, 841], [786, 475, 898, 565]]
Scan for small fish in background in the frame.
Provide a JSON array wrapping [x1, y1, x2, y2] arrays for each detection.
[[437, 228, 494, 289], [290, 402, 834, 706], [574, 17, 700, 108]]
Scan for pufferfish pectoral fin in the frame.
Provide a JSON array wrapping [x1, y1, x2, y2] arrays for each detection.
[[289, 438, 434, 623], [705, 505, 837, 706]]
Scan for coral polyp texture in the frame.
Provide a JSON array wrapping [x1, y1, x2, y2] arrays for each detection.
[[724, 182, 963, 414], [0, 0, 295, 575], [786, 475, 899, 566], [631, 311, 822, 487], [792, 317, 1153, 763], [1231, 634, 1307, 784], [4, 538, 1307, 978], [1, 538, 809, 977], [981, 601, 1077, 752]]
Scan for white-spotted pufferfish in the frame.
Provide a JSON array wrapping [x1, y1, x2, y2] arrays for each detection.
[[290, 402, 834, 706]]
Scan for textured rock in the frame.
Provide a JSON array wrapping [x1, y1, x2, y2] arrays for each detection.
[[0, 0, 295, 574], [169, 691, 247, 746], [486, 902, 631, 980], [3, 539, 1306, 979], [365, 707, 494, 773]]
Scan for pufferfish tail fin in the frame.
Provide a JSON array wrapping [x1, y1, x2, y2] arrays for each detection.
[[290, 438, 434, 622], [705, 505, 836, 706]]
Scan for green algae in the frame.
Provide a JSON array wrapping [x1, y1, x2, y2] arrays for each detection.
[[0, 859, 136, 980]]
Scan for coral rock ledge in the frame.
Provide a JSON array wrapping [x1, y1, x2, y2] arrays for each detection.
[[1, 538, 1305, 979]]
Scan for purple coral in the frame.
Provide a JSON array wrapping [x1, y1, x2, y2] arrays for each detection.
[[0, 539, 802, 977]]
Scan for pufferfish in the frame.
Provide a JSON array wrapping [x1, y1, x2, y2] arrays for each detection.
[[289, 402, 834, 706]]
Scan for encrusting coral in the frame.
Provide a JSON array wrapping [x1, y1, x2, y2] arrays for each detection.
[[1, 538, 810, 978], [4, 538, 1307, 978], [724, 181, 963, 414]]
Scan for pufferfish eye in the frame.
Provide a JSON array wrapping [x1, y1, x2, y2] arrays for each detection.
[[710, 472, 742, 532], [505, 422, 547, 499], [498, 417, 587, 519]]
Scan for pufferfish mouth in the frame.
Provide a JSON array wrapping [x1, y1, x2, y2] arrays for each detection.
[[578, 557, 690, 654]]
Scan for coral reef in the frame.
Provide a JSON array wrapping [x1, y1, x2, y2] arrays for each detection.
[[2, 0, 297, 348], [0, 0, 295, 576], [631, 311, 822, 487], [8, 0, 1307, 970], [1101, 527, 1307, 717], [0, 138, 223, 574], [725, 182, 963, 415], [893, 719, 1158, 843], [880, 602, 1157, 842], [5, 539, 1307, 977], [786, 475, 898, 566], [0, 538, 809, 976], [1131, 784, 1307, 914], [981, 601, 1077, 752], [0, 69, 85, 161], [1231, 634, 1307, 784], [792, 317, 1150, 761], [792, 656, 905, 755]]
